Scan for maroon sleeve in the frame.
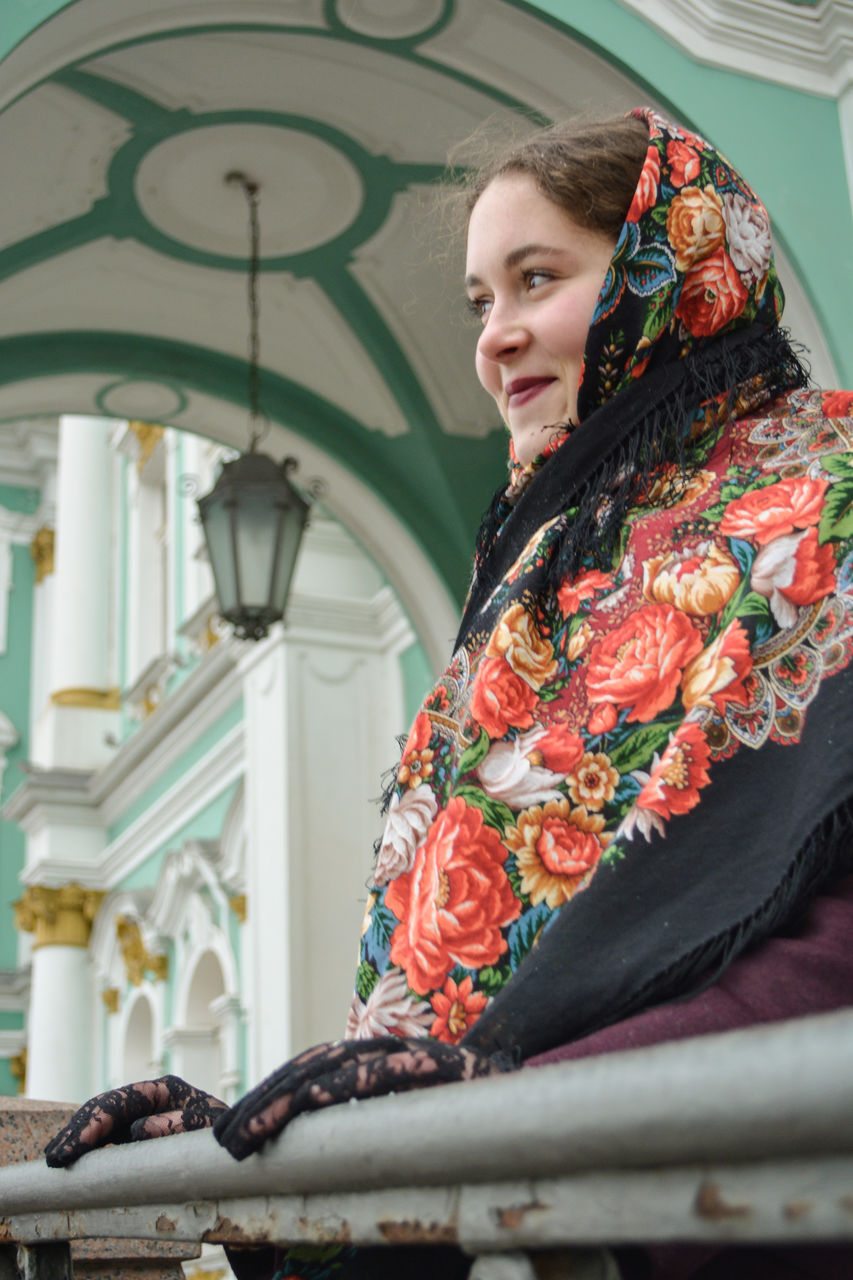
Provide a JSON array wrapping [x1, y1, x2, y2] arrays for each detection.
[[526, 873, 853, 1067]]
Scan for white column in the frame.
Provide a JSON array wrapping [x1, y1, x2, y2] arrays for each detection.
[[14, 885, 104, 1102], [32, 415, 118, 769], [240, 635, 293, 1083]]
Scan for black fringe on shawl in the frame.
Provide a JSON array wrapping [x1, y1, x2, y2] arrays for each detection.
[[591, 795, 853, 1040], [468, 325, 810, 629]]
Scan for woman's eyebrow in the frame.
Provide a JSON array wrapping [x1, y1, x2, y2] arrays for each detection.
[[465, 243, 563, 288]]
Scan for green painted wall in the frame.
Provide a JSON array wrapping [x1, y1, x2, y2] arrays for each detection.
[[399, 639, 435, 725], [0, 1, 79, 63], [119, 779, 240, 891], [0, 518, 36, 970], [0, 1058, 18, 1095]]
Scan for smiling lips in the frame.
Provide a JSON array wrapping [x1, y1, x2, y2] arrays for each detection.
[[505, 376, 557, 408]]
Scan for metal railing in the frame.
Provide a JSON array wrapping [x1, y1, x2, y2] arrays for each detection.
[[2, 1009, 853, 1278]]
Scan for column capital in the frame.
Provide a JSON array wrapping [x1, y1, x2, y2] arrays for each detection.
[[127, 421, 165, 476], [13, 883, 105, 948], [29, 526, 55, 583], [116, 915, 169, 986]]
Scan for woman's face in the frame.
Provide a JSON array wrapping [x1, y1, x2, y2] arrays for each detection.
[[465, 173, 616, 466]]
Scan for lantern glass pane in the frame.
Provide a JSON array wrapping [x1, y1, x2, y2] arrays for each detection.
[[235, 496, 279, 607], [271, 502, 309, 612], [201, 500, 239, 613]]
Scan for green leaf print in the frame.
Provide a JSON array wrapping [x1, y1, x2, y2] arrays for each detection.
[[455, 728, 490, 778], [454, 784, 515, 833], [478, 964, 511, 996], [819, 478, 853, 543], [607, 719, 681, 775], [355, 960, 378, 1001]]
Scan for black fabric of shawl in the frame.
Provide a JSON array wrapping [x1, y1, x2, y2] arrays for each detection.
[[462, 660, 853, 1062], [456, 324, 800, 652]]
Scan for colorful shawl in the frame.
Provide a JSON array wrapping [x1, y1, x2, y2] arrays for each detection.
[[349, 110, 853, 1062]]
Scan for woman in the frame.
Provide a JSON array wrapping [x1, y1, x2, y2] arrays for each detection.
[[46, 110, 853, 1278]]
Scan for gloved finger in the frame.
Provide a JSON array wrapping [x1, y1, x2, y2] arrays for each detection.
[[45, 1075, 206, 1168], [215, 1039, 502, 1161], [129, 1110, 188, 1141]]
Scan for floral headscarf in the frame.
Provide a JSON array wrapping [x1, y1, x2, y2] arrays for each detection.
[[579, 108, 783, 416]]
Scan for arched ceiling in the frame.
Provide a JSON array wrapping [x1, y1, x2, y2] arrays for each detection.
[[0, 0, 839, 614]]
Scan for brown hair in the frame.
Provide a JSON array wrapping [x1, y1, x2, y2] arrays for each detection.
[[460, 114, 649, 239]]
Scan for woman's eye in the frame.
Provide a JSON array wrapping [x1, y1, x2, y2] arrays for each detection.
[[525, 270, 552, 290], [466, 296, 492, 321]]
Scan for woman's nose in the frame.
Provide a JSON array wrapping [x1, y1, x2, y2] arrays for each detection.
[[476, 301, 528, 365]]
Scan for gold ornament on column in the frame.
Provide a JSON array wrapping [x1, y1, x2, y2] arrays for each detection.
[[13, 884, 106, 949], [116, 916, 169, 986], [228, 893, 247, 924], [101, 987, 120, 1014], [10, 1047, 27, 1095], [128, 421, 165, 476], [29, 526, 55, 584]]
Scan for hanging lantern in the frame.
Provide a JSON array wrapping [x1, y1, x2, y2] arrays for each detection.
[[197, 171, 309, 640], [198, 452, 309, 641]]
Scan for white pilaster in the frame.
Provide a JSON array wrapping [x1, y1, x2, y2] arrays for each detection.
[[27, 944, 94, 1102], [241, 634, 293, 1082], [32, 415, 118, 769]]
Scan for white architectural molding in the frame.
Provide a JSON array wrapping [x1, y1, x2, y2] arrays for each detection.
[[616, 0, 853, 96], [99, 722, 245, 888], [0, 420, 58, 493], [0, 708, 18, 794]]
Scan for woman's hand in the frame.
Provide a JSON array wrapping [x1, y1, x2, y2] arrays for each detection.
[[213, 1035, 504, 1161], [44, 1075, 228, 1168]]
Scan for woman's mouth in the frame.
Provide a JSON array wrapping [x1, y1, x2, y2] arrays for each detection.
[[505, 377, 556, 409]]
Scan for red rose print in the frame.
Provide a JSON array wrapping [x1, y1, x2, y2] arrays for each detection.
[[719, 475, 828, 546], [822, 391, 853, 417], [675, 247, 748, 337], [470, 655, 538, 739], [387, 797, 521, 995], [556, 569, 613, 615], [586, 604, 704, 723], [785, 527, 837, 605], [535, 724, 585, 774], [636, 722, 712, 818]]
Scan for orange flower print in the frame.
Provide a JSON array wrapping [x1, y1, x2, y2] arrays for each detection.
[[666, 184, 725, 271], [430, 974, 488, 1044], [487, 602, 558, 689], [675, 248, 748, 337], [586, 603, 704, 723], [397, 711, 434, 789], [680, 620, 752, 713], [667, 140, 700, 188], [470, 655, 538, 739], [626, 142, 659, 222], [567, 752, 620, 810], [643, 541, 739, 616], [636, 722, 712, 818], [505, 799, 607, 909], [386, 797, 521, 995], [557, 569, 613, 616], [719, 475, 828, 546]]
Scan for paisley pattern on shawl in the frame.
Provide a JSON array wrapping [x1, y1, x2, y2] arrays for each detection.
[[351, 112, 853, 1056]]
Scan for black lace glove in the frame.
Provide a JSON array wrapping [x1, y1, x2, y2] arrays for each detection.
[[44, 1074, 228, 1168], [213, 1035, 506, 1162]]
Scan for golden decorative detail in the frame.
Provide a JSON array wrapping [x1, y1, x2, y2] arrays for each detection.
[[128, 421, 165, 476], [13, 884, 106, 949], [10, 1047, 27, 1095], [50, 686, 122, 710], [184, 1269, 227, 1280], [228, 894, 247, 924], [30, 526, 55, 583], [116, 916, 169, 986], [102, 987, 120, 1014]]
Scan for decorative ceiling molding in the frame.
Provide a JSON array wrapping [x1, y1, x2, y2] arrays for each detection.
[[615, 0, 853, 95]]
